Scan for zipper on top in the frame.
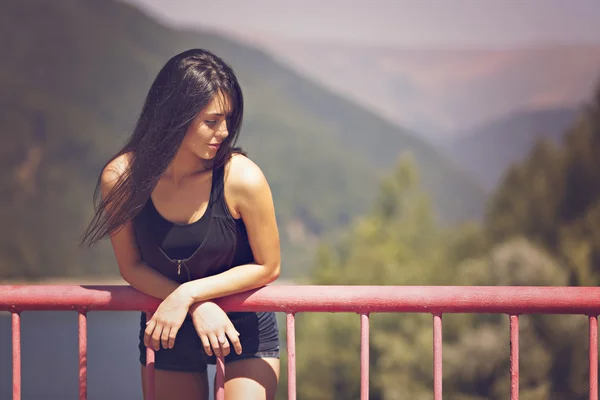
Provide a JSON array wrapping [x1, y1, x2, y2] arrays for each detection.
[[175, 259, 192, 281]]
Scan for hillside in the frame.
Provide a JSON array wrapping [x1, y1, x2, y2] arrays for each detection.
[[0, 0, 485, 280], [258, 39, 600, 139], [441, 107, 578, 190]]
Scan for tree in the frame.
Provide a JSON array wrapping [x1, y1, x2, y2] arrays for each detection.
[[296, 155, 445, 399]]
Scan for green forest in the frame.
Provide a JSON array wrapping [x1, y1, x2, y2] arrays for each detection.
[[285, 85, 600, 399]]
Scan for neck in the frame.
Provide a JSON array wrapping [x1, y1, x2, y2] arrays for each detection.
[[164, 148, 209, 186]]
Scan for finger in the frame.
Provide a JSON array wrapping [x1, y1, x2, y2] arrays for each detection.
[[161, 325, 171, 350], [167, 326, 179, 349], [226, 327, 242, 355], [144, 319, 156, 348], [218, 332, 230, 357], [199, 334, 212, 356], [152, 325, 163, 351], [208, 333, 221, 357]]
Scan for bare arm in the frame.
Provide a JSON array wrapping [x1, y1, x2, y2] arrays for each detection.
[[100, 157, 179, 301], [105, 154, 279, 353], [175, 155, 281, 305], [103, 154, 280, 305]]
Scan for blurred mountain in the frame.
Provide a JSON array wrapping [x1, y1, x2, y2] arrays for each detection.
[[441, 107, 578, 191], [257, 39, 600, 140], [0, 0, 485, 279]]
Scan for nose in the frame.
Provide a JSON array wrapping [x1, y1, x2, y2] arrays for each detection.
[[217, 120, 229, 139]]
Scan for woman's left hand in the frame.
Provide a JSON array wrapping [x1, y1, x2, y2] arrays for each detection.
[[144, 288, 192, 351]]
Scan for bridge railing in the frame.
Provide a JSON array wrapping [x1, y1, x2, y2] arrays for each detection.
[[1, 284, 600, 400]]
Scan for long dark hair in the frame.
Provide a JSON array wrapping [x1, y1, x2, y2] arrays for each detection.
[[80, 48, 244, 247]]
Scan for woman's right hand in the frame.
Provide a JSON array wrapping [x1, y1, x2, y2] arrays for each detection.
[[189, 301, 242, 357]]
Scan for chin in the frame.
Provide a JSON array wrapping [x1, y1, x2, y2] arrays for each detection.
[[189, 148, 215, 161], [203, 150, 218, 160]]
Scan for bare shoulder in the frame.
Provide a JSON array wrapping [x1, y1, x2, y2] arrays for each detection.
[[225, 153, 269, 194], [224, 153, 274, 218], [100, 152, 133, 196]]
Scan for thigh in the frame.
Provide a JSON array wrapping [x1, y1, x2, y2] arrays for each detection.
[[218, 357, 280, 400], [141, 365, 209, 400]]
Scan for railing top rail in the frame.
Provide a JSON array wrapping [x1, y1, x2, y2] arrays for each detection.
[[1, 285, 600, 315]]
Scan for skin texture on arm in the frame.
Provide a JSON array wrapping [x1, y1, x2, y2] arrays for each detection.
[[176, 154, 282, 304], [101, 153, 182, 300], [106, 153, 280, 352], [104, 153, 281, 305]]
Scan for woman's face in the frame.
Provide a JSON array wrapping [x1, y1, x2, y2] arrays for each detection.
[[182, 91, 232, 161]]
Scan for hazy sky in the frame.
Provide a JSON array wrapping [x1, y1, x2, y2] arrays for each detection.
[[121, 0, 600, 48]]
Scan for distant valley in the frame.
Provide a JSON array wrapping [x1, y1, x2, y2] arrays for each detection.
[[441, 107, 579, 190], [257, 39, 600, 139]]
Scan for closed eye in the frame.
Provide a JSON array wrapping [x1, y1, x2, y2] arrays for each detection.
[[205, 120, 217, 126]]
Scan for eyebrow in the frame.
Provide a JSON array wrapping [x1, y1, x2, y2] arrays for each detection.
[[205, 112, 230, 116]]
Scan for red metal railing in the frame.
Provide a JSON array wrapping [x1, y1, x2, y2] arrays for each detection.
[[2, 285, 600, 399]]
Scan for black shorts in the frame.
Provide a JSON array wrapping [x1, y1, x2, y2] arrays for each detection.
[[138, 311, 280, 373]]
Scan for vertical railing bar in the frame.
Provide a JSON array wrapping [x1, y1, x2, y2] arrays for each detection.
[[510, 314, 519, 400], [215, 355, 225, 400], [287, 312, 297, 400], [433, 313, 442, 400], [145, 312, 155, 400], [12, 311, 21, 400], [590, 315, 598, 400], [360, 313, 370, 400], [78, 311, 88, 400]]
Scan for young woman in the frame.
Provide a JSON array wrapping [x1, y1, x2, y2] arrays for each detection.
[[81, 48, 281, 399]]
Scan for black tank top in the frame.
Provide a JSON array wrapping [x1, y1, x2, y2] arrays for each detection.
[[133, 163, 255, 286]]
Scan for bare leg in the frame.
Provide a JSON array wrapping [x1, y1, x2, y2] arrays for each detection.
[[215, 357, 280, 400], [141, 365, 209, 400]]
